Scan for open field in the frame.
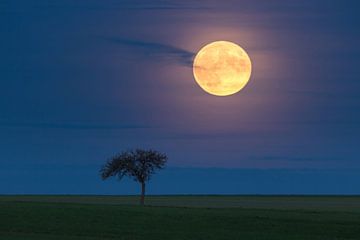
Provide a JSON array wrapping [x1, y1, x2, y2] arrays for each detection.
[[0, 195, 360, 239], [1, 195, 360, 211]]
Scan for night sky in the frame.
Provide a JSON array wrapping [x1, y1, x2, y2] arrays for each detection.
[[1, 1, 360, 194]]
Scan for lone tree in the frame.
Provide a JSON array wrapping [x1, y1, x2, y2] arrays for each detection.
[[100, 149, 167, 205]]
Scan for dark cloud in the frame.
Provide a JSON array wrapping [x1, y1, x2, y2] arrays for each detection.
[[1, 165, 359, 194], [102, 37, 195, 67]]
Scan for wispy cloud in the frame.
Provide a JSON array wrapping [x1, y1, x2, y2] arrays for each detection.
[[0, 121, 151, 130], [103, 37, 195, 67], [1, 0, 209, 13]]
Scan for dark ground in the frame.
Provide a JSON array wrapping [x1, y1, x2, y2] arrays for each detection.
[[0, 195, 359, 240]]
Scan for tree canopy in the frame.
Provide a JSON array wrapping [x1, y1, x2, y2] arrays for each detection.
[[100, 149, 167, 205]]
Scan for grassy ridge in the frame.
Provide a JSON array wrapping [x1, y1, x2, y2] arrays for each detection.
[[1, 195, 360, 211], [0, 196, 360, 239]]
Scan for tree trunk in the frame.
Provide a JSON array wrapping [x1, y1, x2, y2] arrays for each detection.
[[140, 182, 145, 206]]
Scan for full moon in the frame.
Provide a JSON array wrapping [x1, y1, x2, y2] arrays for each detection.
[[192, 41, 252, 96]]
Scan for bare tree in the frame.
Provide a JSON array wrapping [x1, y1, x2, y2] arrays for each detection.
[[100, 149, 167, 205]]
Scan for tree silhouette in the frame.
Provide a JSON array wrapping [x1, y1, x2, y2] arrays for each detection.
[[100, 149, 167, 205]]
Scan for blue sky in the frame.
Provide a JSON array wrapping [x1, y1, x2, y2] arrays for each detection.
[[1, 0, 360, 194]]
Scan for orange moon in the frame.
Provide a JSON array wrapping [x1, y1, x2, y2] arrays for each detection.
[[192, 41, 252, 96]]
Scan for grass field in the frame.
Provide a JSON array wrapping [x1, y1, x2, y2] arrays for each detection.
[[0, 195, 359, 240]]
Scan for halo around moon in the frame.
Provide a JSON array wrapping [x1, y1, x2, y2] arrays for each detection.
[[192, 41, 252, 96]]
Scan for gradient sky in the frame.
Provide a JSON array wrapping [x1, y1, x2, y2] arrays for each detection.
[[1, 1, 360, 194]]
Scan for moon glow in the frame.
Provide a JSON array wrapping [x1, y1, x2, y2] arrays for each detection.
[[192, 41, 252, 96]]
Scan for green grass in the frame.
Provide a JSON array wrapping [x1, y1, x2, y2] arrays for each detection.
[[0, 195, 359, 240]]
